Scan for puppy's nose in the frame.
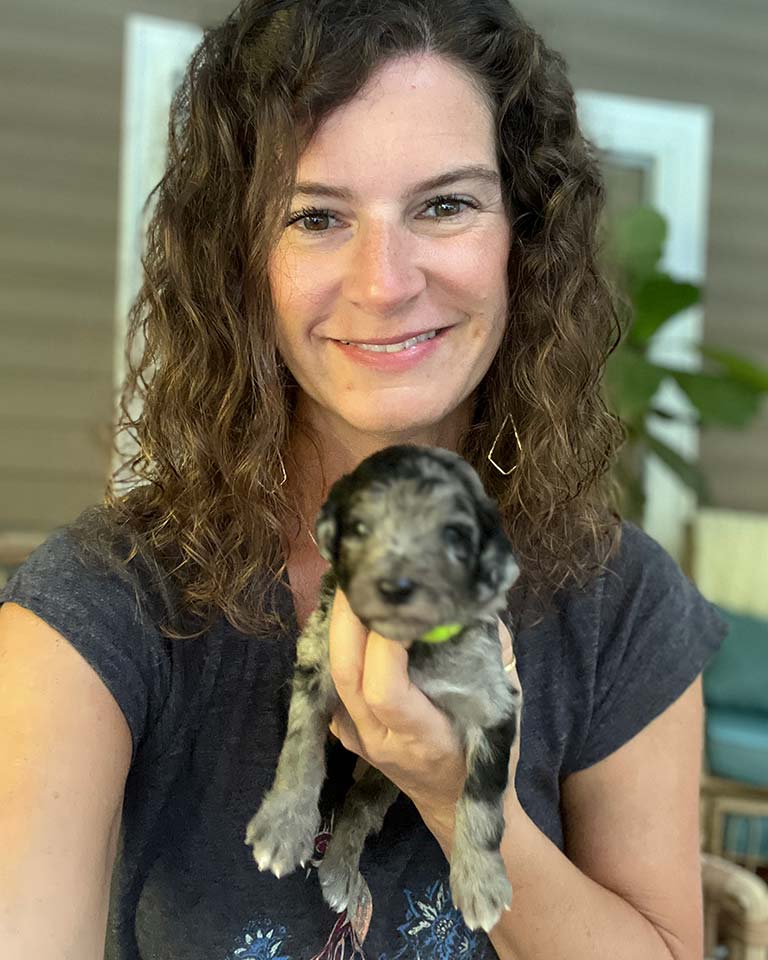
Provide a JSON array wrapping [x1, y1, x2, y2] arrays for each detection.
[[376, 576, 416, 605]]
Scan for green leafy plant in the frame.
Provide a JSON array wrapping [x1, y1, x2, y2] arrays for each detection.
[[603, 206, 768, 523]]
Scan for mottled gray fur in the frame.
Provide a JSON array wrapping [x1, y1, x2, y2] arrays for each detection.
[[245, 445, 522, 932]]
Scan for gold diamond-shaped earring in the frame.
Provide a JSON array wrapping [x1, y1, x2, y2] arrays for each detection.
[[487, 413, 521, 476]]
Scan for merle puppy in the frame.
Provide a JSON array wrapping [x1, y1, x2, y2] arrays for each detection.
[[245, 444, 522, 932]]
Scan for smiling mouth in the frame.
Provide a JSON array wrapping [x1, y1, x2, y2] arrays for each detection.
[[335, 329, 444, 353]]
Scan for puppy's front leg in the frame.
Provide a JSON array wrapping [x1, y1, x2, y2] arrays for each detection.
[[450, 710, 519, 932], [245, 640, 337, 878]]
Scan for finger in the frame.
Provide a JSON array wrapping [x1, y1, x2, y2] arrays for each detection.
[[498, 616, 514, 666], [362, 630, 443, 734], [329, 703, 364, 757], [328, 588, 387, 735], [498, 617, 521, 693]]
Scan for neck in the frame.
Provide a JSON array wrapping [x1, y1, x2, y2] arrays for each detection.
[[284, 392, 474, 538]]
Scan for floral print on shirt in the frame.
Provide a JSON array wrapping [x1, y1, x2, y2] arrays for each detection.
[[379, 879, 484, 960], [229, 822, 487, 960]]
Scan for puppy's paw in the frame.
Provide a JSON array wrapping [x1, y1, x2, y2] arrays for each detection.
[[450, 848, 512, 932], [245, 792, 319, 879], [318, 859, 365, 916], [317, 830, 365, 915]]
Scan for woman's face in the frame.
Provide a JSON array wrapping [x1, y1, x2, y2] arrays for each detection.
[[269, 54, 511, 444]]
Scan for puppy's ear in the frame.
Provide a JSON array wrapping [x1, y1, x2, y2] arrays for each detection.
[[438, 451, 521, 601], [315, 469, 358, 566], [475, 501, 520, 602], [315, 496, 341, 564]]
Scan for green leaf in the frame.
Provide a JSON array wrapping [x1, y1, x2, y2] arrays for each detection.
[[700, 346, 768, 392], [649, 406, 700, 426], [644, 433, 711, 502], [628, 273, 701, 344], [605, 348, 666, 423], [612, 207, 667, 282], [664, 369, 763, 427]]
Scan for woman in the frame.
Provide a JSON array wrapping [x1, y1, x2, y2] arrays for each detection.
[[0, 1, 725, 958]]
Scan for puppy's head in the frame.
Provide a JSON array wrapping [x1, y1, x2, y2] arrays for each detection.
[[315, 445, 519, 643]]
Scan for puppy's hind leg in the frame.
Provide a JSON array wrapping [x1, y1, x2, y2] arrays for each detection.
[[449, 710, 518, 932], [245, 651, 336, 879], [318, 762, 400, 915]]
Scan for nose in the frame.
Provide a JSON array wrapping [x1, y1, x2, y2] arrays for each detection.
[[376, 576, 416, 605], [342, 220, 425, 315]]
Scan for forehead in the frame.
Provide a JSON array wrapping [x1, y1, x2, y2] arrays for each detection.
[[296, 54, 498, 196]]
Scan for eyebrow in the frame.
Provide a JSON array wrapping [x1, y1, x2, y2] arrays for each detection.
[[292, 164, 501, 202]]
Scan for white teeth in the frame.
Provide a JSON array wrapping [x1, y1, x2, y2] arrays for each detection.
[[340, 330, 438, 352]]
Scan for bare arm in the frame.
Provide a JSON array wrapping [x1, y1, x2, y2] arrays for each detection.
[[0, 602, 132, 959]]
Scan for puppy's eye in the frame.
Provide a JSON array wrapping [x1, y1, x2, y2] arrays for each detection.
[[441, 524, 473, 551], [347, 519, 369, 538]]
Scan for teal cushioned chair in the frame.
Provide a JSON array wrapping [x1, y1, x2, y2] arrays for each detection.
[[703, 606, 768, 865]]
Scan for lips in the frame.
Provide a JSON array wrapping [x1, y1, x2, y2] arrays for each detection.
[[343, 330, 437, 353], [332, 326, 446, 346], [331, 324, 448, 370]]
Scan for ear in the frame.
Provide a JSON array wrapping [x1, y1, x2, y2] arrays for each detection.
[[475, 501, 520, 601], [436, 450, 520, 600], [315, 496, 341, 564], [315, 468, 359, 566]]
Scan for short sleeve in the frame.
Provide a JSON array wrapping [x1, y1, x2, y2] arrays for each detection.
[[0, 525, 170, 762], [570, 522, 728, 773]]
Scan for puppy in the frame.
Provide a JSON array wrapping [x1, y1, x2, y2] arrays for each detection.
[[245, 444, 522, 932]]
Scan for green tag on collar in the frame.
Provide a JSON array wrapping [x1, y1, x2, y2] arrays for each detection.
[[420, 622, 463, 644]]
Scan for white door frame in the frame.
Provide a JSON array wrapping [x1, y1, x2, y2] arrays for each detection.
[[576, 90, 713, 560], [113, 15, 203, 481]]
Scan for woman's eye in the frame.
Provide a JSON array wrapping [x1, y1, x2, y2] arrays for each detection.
[[286, 208, 338, 232], [420, 195, 478, 220]]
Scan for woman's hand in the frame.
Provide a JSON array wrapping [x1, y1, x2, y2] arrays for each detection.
[[327, 588, 522, 829]]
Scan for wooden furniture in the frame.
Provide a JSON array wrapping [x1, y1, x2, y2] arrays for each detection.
[[691, 509, 768, 957], [703, 852, 768, 960]]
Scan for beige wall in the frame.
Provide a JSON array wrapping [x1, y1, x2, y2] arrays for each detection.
[[1, 0, 766, 541]]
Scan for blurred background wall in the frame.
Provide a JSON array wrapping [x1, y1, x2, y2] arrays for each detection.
[[1, 0, 766, 540]]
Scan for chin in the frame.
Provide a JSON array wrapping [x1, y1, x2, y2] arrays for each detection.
[[337, 399, 456, 439]]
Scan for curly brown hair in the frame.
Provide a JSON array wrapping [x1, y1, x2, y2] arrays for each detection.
[[89, 0, 625, 638]]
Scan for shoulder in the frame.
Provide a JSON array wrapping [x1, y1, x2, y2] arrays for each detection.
[[560, 521, 726, 774], [515, 521, 692, 653], [603, 520, 682, 587], [597, 521, 725, 642], [2, 509, 125, 608], [3, 504, 188, 635], [1, 506, 174, 761], [518, 521, 681, 625]]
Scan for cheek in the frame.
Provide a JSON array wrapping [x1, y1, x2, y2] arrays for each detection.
[[268, 246, 331, 330], [437, 226, 510, 310], [475, 239, 510, 308]]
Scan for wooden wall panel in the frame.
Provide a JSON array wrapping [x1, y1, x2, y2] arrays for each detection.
[[0, 0, 232, 550], [1, 0, 766, 558]]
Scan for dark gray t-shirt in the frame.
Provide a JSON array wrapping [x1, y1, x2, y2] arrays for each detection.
[[1, 516, 725, 960]]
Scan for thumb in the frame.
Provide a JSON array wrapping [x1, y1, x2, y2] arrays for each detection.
[[361, 631, 439, 733]]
